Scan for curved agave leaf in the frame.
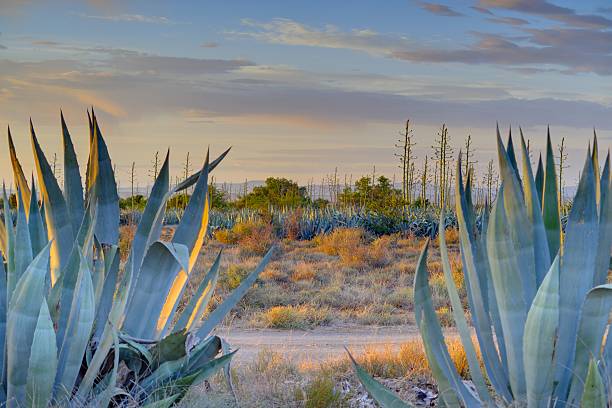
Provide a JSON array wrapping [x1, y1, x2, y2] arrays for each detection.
[[487, 186, 527, 399], [505, 127, 521, 185], [13, 189, 33, 295], [157, 153, 211, 334], [555, 150, 599, 401], [122, 241, 189, 339], [89, 329, 124, 407], [542, 127, 560, 260], [567, 284, 612, 405], [519, 130, 551, 285], [61, 112, 85, 234], [455, 157, 511, 402], [54, 250, 95, 400], [87, 116, 119, 245], [0, 257, 7, 385], [126, 150, 170, 293], [76, 253, 133, 400], [346, 349, 412, 407], [52, 204, 96, 348], [438, 210, 492, 404], [28, 182, 47, 257], [581, 358, 606, 408], [523, 256, 559, 408], [7, 126, 31, 212], [93, 249, 119, 340], [173, 250, 222, 333], [3, 185, 15, 304], [495, 130, 536, 306], [31, 122, 74, 284], [26, 300, 57, 408], [413, 239, 479, 407], [6, 243, 51, 407], [592, 131, 601, 207], [594, 153, 611, 286], [196, 246, 275, 339], [146, 351, 237, 403], [174, 147, 231, 192], [535, 154, 544, 203], [182, 335, 221, 374]]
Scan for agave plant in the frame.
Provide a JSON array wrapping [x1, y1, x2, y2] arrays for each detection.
[[350, 127, 612, 407], [0, 111, 272, 407]]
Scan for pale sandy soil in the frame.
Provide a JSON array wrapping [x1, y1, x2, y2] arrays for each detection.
[[214, 324, 445, 364]]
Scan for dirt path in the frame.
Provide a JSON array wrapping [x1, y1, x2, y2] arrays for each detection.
[[214, 325, 435, 364]]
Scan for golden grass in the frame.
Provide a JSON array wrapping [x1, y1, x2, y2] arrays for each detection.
[[214, 220, 276, 255], [291, 261, 318, 282], [314, 228, 396, 269], [256, 305, 333, 329]]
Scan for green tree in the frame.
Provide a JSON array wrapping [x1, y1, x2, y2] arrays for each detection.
[[236, 177, 309, 209]]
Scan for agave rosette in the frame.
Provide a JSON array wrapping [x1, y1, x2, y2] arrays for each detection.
[[0, 111, 273, 407]]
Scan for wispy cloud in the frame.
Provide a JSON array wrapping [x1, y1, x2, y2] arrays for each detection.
[[236, 17, 612, 76], [418, 2, 463, 17], [76, 13, 177, 24], [487, 16, 529, 26], [231, 18, 411, 56], [476, 0, 612, 29]]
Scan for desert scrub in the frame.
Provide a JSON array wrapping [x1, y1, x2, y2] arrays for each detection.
[[118, 224, 136, 261], [255, 305, 333, 329], [435, 306, 454, 327], [219, 264, 251, 290], [314, 227, 395, 269], [215, 220, 277, 255], [304, 374, 344, 408], [291, 261, 318, 282]]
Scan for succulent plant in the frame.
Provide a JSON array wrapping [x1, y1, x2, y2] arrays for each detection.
[[0, 111, 272, 407], [350, 127, 612, 407]]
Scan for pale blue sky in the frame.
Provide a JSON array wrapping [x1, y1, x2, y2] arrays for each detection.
[[1, 0, 611, 185]]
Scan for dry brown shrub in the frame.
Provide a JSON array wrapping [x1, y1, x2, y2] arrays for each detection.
[[284, 208, 303, 241], [291, 262, 318, 282], [119, 224, 136, 261]]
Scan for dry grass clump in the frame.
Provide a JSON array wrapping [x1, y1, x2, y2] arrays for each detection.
[[255, 305, 333, 329], [303, 374, 343, 408], [334, 337, 471, 381], [314, 228, 394, 269], [291, 261, 318, 282], [214, 220, 276, 255], [118, 224, 136, 261], [219, 264, 251, 291], [435, 306, 454, 327], [259, 264, 289, 282]]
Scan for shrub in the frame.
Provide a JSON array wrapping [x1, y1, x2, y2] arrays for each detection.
[[219, 264, 250, 290], [258, 305, 332, 329], [305, 374, 342, 408], [291, 262, 318, 282]]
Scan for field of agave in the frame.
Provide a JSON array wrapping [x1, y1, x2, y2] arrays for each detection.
[[0, 109, 609, 408], [0, 112, 273, 407], [350, 129, 612, 407], [122, 205, 459, 240]]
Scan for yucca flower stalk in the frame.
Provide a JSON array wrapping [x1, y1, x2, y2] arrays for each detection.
[[0, 111, 273, 407], [349, 127, 612, 407]]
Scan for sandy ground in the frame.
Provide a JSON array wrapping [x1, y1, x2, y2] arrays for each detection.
[[214, 324, 428, 364]]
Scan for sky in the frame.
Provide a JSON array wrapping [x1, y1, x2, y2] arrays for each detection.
[[1, 0, 611, 188]]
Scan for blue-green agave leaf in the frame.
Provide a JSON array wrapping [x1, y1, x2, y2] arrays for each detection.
[[542, 127, 561, 261], [414, 239, 479, 407], [555, 150, 599, 401], [487, 186, 527, 399], [523, 256, 560, 408], [346, 348, 412, 408]]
